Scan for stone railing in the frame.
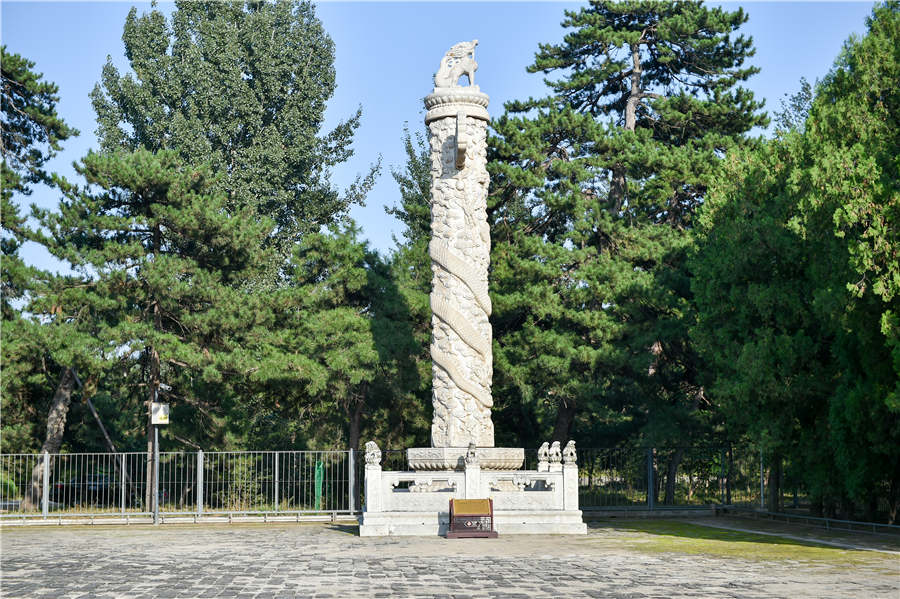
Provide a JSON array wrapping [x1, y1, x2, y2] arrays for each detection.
[[362, 441, 580, 517]]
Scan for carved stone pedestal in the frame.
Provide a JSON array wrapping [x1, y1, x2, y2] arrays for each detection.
[[359, 441, 587, 537], [406, 447, 524, 471]]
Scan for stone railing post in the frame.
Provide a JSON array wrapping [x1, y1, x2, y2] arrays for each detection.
[[463, 444, 481, 499], [548, 441, 563, 473], [363, 441, 383, 513], [562, 441, 579, 511]]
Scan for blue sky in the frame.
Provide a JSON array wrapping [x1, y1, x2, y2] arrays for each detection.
[[1, 1, 876, 270]]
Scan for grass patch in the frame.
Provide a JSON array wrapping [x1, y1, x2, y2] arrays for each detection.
[[591, 519, 899, 569]]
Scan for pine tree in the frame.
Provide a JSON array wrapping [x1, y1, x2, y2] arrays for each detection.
[[1, 47, 82, 507], [90, 0, 378, 258], [1, 46, 78, 196], [1, 45, 78, 317], [382, 126, 433, 448], [489, 0, 767, 459], [33, 148, 275, 502], [255, 220, 427, 451]]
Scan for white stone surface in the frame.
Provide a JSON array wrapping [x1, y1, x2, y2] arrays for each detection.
[[406, 447, 524, 471], [433, 40, 479, 88], [426, 42, 494, 449], [359, 441, 586, 536], [359, 510, 587, 537]]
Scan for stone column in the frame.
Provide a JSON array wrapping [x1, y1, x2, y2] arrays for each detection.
[[425, 40, 494, 449]]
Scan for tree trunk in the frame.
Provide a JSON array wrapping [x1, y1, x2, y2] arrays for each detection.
[[551, 399, 577, 444], [626, 43, 641, 132], [348, 400, 363, 452], [609, 166, 627, 213], [607, 43, 642, 213], [145, 223, 163, 511], [21, 367, 77, 511], [84, 392, 134, 499], [889, 475, 899, 525], [664, 448, 685, 505], [725, 446, 733, 505], [766, 453, 782, 513]]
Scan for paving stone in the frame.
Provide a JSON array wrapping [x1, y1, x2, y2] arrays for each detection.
[[0, 522, 897, 598]]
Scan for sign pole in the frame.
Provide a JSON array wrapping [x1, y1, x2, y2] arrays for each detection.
[[150, 400, 169, 524], [153, 424, 160, 525]]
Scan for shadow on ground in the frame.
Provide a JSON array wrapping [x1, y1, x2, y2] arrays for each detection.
[[325, 523, 359, 536]]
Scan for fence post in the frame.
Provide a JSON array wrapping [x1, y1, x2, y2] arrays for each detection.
[[647, 448, 655, 510], [120, 454, 126, 515], [719, 447, 726, 505], [153, 426, 160, 525], [197, 450, 203, 518], [274, 451, 279, 513], [759, 447, 765, 510], [41, 451, 49, 519], [726, 445, 733, 506], [348, 449, 355, 513]]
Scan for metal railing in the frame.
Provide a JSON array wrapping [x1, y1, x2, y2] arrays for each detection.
[[4, 446, 894, 527], [1, 450, 357, 523], [577, 447, 731, 510]]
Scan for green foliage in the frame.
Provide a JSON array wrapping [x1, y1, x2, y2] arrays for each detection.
[[31, 148, 275, 451], [229, 216, 428, 451], [381, 126, 433, 447], [90, 0, 378, 258], [1, 47, 79, 452], [0, 472, 17, 497], [694, 2, 900, 520], [774, 78, 814, 134], [1, 46, 77, 318], [1, 46, 78, 196], [387, 125, 432, 250], [489, 0, 766, 446]]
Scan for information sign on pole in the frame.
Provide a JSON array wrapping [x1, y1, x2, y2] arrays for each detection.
[[151, 402, 170, 425]]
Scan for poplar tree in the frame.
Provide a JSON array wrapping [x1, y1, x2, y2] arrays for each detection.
[[90, 0, 377, 258], [489, 1, 767, 457]]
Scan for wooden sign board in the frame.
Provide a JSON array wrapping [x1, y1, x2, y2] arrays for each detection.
[[447, 498, 497, 538]]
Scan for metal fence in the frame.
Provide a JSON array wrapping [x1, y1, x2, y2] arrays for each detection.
[[577, 446, 758, 510], [1, 450, 357, 523], [0, 445, 805, 523]]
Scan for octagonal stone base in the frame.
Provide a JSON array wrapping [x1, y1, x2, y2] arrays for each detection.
[[407, 447, 524, 471]]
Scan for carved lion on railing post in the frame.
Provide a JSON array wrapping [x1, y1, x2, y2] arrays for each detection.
[[364, 441, 381, 466], [562, 440, 577, 464]]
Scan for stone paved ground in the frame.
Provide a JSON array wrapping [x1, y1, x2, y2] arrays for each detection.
[[1, 518, 897, 598]]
